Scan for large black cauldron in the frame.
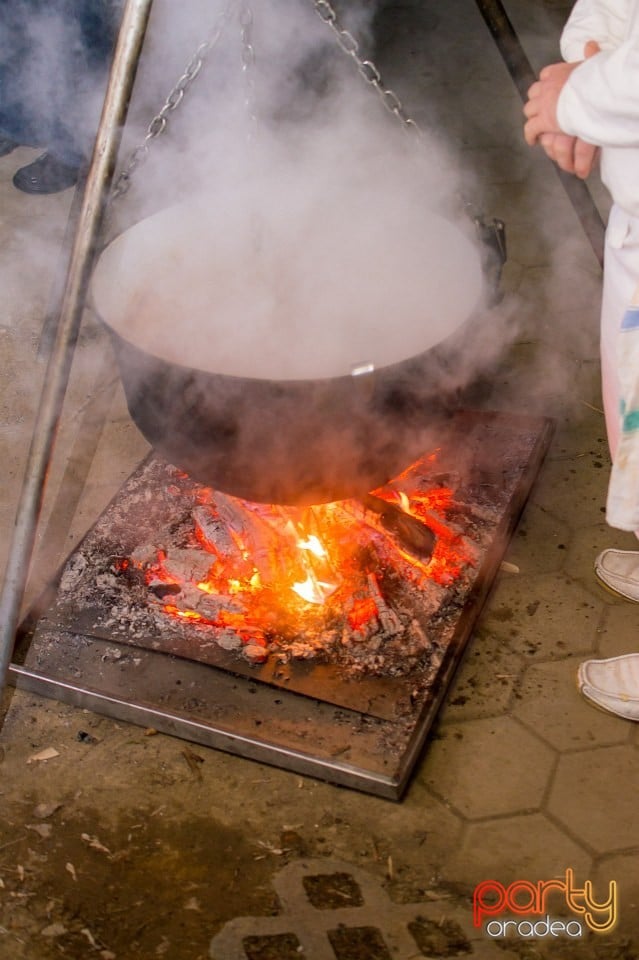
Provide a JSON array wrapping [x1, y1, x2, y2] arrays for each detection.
[[91, 194, 484, 505]]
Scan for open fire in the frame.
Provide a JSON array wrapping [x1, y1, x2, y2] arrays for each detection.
[[19, 411, 552, 797], [58, 443, 496, 684]]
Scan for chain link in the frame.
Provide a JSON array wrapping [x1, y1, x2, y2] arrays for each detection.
[[239, 1, 258, 137], [311, 0, 504, 273], [110, 0, 422, 205], [110, 0, 239, 202], [312, 0, 422, 139]]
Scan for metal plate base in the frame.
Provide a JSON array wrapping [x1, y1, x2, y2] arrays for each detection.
[[10, 410, 554, 800]]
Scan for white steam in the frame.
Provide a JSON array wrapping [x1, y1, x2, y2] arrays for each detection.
[[96, 0, 486, 381], [96, 123, 483, 379]]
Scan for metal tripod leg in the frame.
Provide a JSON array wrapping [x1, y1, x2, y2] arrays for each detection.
[[474, 0, 606, 269], [0, 0, 155, 701]]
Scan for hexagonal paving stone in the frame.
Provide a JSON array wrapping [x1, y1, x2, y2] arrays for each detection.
[[548, 745, 639, 853], [551, 402, 608, 462], [594, 604, 639, 660], [512, 657, 632, 751], [481, 572, 602, 660], [502, 502, 572, 575], [364, 783, 464, 872], [441, 812, 591, 888], [438, 627, 525, 723], [531, 454, 609, 531], [418, 716, 554, 819], [565, 523, 637, 601]]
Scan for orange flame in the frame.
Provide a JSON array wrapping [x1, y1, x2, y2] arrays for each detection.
[[145, 450, 480, 647], [292, 530, 339, 604]]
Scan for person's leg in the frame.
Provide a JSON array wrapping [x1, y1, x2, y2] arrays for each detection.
[[11, 0, 120, 193], [600, 205, 639, 461], [578, 209, 639, 718], [593, 213, 639, 599], [0, 0, 47, 150], [43, 0, 119, 167]]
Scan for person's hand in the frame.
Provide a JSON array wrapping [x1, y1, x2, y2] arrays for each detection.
[[523, 61, 581, 145], [538, 132, 600, 178], [523, 40, 601, 176], [582, 39, 602, 59]]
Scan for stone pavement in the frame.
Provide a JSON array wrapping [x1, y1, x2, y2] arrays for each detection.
[[1, 2, 638, 959], [209, 858, 521, 960]]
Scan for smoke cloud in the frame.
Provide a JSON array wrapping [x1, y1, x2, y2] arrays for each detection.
[[101, 0, 489, 378], [2, 1, 523, 505], [88, 0, 522, 502], [0, 0, 119, 166]]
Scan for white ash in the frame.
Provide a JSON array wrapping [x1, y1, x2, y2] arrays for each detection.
[[160, 548, 214, 585], [214, 631, 243, 652], [59, 553, 88, 592]]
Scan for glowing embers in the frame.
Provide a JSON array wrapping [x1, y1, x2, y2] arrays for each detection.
[[123, 451, 487, 675], [21, 414, 552, 798]]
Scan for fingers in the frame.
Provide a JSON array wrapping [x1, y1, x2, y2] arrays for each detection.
[[523, 115, 544, 146], [523, 64, 573, 140], [523, 52, 598, 160], [522, 83, 555, 145], [538, 60, 576, 83], [538, 64, 555, 81], [525, 79, 541, 101], [573, 139, 600, 178], [539, 133, 578, 173], [536, 133, 600, 178]]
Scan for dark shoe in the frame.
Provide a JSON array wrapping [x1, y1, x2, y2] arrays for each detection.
[[13, 152, 79, 195], [0, 136, 19, 158]]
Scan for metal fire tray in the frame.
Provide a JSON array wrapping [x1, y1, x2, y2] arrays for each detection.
[[10, 410, 553, 800]]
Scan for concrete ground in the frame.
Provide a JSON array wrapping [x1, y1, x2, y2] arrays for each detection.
[[1, 1, 638, 958]]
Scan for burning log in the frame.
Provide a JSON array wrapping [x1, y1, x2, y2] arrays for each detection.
[[197, 493, 301, 586], [156, 547, 214, 585], [406, 618, 430, 655], [81, 448, 492, 676], [366, 572, 403, 637], [193, 504, 254, 577], [363, 493, 436, 561]]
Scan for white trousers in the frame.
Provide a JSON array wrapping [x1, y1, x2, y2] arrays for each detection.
[[601, 204, 639, 460]]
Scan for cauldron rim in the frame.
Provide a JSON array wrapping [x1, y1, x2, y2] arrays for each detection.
[[90, 197, 485, 383]]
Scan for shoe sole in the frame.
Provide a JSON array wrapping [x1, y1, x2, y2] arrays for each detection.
[[576, 676, 631, 719], [575, 671, 612, 716], [576, 666, 639, 721], [594, 568, 639, 603]]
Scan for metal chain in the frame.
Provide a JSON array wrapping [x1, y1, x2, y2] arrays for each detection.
[[106, 0, 504, 289], [239, 1, 258, 136], [110, 0, 239, 202], [312, 0, 506, 280], [312, 0, 423, 139], [109, 0, 421, 205]]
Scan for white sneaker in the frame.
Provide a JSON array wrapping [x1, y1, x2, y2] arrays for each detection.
[[594, 549, 639, 601], [577, 654, 639, 721]]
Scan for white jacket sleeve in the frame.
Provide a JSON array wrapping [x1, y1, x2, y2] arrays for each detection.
[[560, 0, 631, 61], [557, 41, 639, 146]]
